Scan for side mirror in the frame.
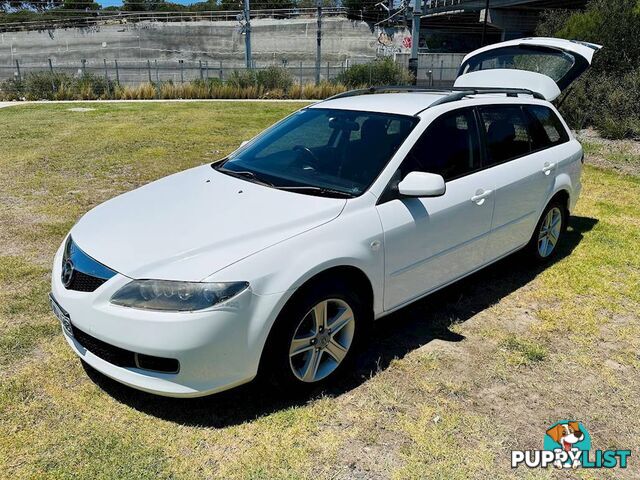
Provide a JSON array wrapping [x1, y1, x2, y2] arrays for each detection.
[[239, 140, 250, 148], [398, 171, 446, 197]]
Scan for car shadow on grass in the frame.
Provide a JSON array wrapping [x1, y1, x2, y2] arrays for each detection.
[[84, 215, 598, 428]]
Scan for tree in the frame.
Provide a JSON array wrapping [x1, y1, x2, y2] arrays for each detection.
[[536, 0, 640, 138], [0, 0, 61, 12], [218, 0, 240, 9], [536, 0, 640, 75], [62, 0, 100, 10], [122, 0, 167, 12]]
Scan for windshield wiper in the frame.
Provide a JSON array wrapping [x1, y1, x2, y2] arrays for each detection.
[[275, 185, 355, 198], [217, 168, 274, 187], [216, 166, 354, 198]]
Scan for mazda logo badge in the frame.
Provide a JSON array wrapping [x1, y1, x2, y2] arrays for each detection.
[[61, 260, 75, 288]]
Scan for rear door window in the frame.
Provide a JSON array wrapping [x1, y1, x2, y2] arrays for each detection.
[[525, 105, 570, 150], [479, 106, 531, 167]]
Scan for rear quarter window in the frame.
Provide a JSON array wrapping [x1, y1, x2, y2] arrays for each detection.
[[525, 105, 570, 150]]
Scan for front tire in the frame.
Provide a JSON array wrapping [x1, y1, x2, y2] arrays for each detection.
[[526, 200, 567, 262], [263, 279, 367, 390]]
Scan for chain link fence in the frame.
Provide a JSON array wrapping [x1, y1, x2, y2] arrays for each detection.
[[0, 53, 466, 88]]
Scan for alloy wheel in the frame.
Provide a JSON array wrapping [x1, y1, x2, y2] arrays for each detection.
[[288, 298, 356, 383], [538, 207, 562, 258]]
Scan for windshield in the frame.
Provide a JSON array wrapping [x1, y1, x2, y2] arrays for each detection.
[[214, 108, 419, 197]]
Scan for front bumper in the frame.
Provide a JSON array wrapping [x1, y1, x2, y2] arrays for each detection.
[[50, 243, 283, 397]]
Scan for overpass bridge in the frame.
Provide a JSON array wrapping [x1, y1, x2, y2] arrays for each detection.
[[414, 0, 587, 52], [423, 0, 587, 15]]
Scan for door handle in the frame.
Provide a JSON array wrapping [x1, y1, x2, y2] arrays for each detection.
[[471, 189, 493, 204], [542, 162, 556, 175]]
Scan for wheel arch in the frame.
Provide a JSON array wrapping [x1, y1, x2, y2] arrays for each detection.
[[527, 187, 572, 244], [256, 264, 375, 375], [550, 188, 570, 212], [291, 265, 375, 314]]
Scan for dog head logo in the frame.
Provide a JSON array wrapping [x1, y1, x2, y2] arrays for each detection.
[[546, 422, 585, 451], [544, 421, 591, 468]]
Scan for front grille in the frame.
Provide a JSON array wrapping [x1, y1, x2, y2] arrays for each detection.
[[72, 325, 180, 374], [62, 236, 117, 293], [72, 325, 134, 368], [67, 271, 107, 292]]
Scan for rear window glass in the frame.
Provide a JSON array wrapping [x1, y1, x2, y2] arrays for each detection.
[[461, 46, 576, 82], [479, 106, 531, 166]]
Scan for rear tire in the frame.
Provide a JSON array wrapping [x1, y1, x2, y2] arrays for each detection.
[[261, 278, 368, 391], [526, 200, 567, 263]]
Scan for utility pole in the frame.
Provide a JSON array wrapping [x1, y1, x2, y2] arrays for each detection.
[[315, 0, 322, 85], [481, 0, 490, 46], [409, 0, 421, 85], [244, 0, 252, 69]]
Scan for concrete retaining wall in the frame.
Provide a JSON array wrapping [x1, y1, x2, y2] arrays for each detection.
[[0, 17, 409, 67], [0, 18, 465, 86]]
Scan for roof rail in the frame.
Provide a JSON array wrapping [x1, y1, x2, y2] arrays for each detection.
[[324, 85, 451, 102], [322, 85, 545, 109], [430, 87, 546, 108]]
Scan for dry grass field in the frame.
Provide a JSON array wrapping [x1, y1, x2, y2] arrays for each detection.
[[0, 102, 639, 479]]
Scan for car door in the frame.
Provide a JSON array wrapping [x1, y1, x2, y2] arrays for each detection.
[[455, 37, 602, 101], [480, 105, 538, 258], [376, 108, 496, 311], [478, 104, 570, 261]]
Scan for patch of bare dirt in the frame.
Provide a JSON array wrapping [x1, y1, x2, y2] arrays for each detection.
[[576, 128, 640, 176]]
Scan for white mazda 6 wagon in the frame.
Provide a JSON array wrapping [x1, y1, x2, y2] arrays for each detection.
[[50, 38, 601, 397]]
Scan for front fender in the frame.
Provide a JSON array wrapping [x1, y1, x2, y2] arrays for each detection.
[[204, 200, 385, 366], [208, 203, 384, 305]]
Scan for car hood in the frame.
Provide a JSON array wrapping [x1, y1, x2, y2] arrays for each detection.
[[71, 165, 346, 281]]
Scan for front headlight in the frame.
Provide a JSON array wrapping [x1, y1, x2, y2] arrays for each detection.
[[110, 280, 249, 312]]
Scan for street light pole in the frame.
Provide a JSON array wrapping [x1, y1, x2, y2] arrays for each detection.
[[409, 0, 421, 85], [481, 0, 490, 46], [244, 0, 252, 69], [315, 0, 322, 85]]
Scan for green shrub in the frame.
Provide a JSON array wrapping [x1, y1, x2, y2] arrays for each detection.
[[289, 81, 348, 100], [335, 58, 414, 87], [74, 73, 115, 99], [23, 72, 75, 100], [2, 71, 116, 101], [0, 73, 349, 102], [0, 78, 26, 101], [226, 69, 258, 89], [256, 66, 293, 92], [558, 69, 640, 139], [537, 0, 640, 138], [192, 77, 224, 89]]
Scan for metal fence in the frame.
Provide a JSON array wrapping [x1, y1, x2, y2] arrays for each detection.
[[0, 53, 465, 88], [0, 58, 350, 86]]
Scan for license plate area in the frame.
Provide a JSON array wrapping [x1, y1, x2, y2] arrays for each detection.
[[49, 293, 73, 337]]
